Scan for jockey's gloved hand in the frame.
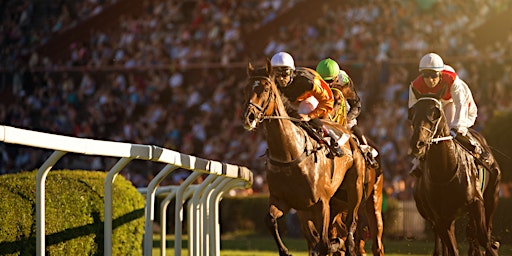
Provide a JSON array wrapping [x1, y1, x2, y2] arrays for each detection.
[[450, 128, 458, 138]]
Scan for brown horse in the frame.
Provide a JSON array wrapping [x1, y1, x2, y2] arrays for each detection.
[[242, 59, 364, 255], [330, 82, 385, 256], [352, 160, 385, 256], [299, 165, 384, 256], [409, 97, 501, 256]]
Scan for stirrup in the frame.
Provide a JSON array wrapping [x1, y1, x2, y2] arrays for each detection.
[[367, 155, 379, 169], [329, 143, 344, 157]]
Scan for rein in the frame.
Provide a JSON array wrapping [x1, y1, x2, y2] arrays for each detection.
[[248, 75, 318, 167]]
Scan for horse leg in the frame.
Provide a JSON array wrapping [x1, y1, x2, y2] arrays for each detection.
[[265, 201, 291, 256], [316, 199, 334, 255], [433, 221, 459, 256], [433, 233, 442, 256], [466, 216, 483, 256], [297, 210, 320, 255], [344, 188, 363, 256], [483, 166, 501, 256], [354, 212, 367, 256], [469, 198, 498, 256], [365, 173, 384, 256]]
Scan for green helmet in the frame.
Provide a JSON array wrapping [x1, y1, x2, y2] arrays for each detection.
[[316, 58, 340, 80]]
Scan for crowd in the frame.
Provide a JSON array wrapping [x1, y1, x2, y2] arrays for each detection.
[[1, 0, 512, 198]]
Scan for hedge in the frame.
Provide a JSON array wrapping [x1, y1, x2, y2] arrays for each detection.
[[0, 170, 145, 256]]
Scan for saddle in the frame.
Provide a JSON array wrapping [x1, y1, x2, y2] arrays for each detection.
[[297, 121, 346, 158]]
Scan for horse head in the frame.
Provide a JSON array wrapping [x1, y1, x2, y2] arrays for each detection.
[[243, 59, 280, 131], [408, 97, 451, 158]]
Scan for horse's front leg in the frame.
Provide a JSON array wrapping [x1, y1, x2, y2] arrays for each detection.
[[433, 233, 442, 256], [265, 200, 291, 256], [317, 199, 333, 255], [365, 173, 384, 256], [434, 221, 458, 256]]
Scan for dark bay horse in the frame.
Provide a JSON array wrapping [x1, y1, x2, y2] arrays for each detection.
[[242, 59, 364, 255], [409, 97, 501, 256]]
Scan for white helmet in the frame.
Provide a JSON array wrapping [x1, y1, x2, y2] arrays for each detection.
[[270, 52, 295, 70], [419, 53, 444, 72]]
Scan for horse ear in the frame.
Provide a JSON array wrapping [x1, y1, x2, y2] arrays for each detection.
[[265, 58, 272, 75], [247, 62, 254, 76]]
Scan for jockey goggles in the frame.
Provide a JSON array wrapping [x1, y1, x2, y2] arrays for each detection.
[[421, 70, 440, 79], [273, 67, 293, 77]]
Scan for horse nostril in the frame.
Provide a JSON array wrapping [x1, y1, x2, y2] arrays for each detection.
[[246, 112, 255, 123]]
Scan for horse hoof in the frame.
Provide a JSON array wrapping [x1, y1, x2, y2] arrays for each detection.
[[330, 237, 345, 252], [492, 240, 500, 250]]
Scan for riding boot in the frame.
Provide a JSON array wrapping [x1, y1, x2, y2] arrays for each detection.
[[309, 118, 344, 157], [452, 131, 491, 169], [353, 126, 379, 170], [323, 126, 344, 157], [409, 157, 422, 177]]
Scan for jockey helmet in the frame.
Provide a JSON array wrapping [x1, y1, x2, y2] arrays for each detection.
[[419, 53, 444, 72], [316, 58, 340, 81], [270, 52, 295, 70]]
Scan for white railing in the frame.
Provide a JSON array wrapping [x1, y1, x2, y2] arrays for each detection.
[[0, 125, 253, 256]]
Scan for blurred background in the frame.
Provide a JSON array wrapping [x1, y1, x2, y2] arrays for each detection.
[[1, 0, 512, 226]]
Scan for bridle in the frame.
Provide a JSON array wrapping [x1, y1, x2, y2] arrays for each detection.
[[245, 76, 276, 124], [244, 75, 302, 125], [244, 73, 315, 167], [413, 97, 454, 148]]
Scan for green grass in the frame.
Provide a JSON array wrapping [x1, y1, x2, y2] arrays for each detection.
[[153, 234, 512, 256]]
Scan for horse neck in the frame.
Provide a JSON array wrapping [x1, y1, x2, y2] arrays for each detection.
[[425, 125, 459, 181], [264, 88, 305, 160]]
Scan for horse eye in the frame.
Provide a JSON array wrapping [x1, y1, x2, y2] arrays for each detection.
[[254, 84, 264, 94]]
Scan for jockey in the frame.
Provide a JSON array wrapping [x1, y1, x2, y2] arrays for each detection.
[[316, 58, 380, 169], [270, 51, 344, 157], [408, 52, 490, 177]]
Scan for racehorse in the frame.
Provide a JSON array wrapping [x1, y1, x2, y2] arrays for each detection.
[[353, 159, 384, 256], [409, 96, 501, 256], [319, 153, 384, 256], [242, 59, 364, 255], [328, 79, 385, 256]]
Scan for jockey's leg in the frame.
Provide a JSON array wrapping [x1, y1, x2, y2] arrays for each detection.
[[310, 118, 344, 157], [453, 132, 491, 169], [352, 126, 379, 169]]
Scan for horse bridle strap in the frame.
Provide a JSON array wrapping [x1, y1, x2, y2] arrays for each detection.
[[246, 75, 276, 120], [416, 97, 453, 145]]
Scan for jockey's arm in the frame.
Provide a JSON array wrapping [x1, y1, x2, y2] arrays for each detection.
[[343, 79, 361, 121], [346, 98, 361, 121], [449, 77, 476, 134], [308, 82, 334, 119]]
